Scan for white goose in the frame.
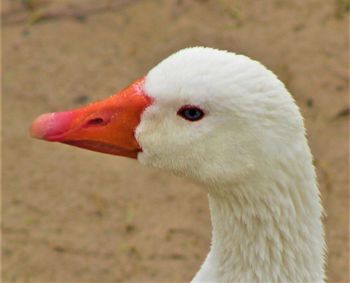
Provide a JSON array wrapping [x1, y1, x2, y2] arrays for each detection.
[[30, 47, 325, 283]]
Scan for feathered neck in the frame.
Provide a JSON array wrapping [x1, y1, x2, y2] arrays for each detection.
[[191, 162, 325, 283]]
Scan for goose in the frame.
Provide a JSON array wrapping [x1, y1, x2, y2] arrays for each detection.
[[30, 47, 325, 283]]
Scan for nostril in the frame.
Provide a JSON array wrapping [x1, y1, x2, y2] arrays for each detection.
[[88, 118, 104, 125], [84, 117, 107, 127]]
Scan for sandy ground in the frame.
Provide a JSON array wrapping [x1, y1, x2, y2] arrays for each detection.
[[2, 0, 349, 282]]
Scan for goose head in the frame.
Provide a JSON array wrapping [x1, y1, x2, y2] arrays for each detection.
[[30, 47, 325, 282], [31, 47, 303, 189]]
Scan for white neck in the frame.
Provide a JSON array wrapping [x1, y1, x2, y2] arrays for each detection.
[[191, 171, 325, 283]]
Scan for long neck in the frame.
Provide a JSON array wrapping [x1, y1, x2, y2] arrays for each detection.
[[192, 172, 325, 283]]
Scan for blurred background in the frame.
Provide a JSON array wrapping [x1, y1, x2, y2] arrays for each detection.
[[2, 0, 349, 282]]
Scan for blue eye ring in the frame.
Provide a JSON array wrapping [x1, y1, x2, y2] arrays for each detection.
[[177, 105, 205, 122]]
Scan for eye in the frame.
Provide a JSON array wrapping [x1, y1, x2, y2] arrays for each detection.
[[177, 105, 205, 122]]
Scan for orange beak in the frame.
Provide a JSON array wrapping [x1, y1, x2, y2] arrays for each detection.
[[30, 78, 151, 159]]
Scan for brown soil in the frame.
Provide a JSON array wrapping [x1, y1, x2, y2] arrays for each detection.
[[2, 0, 349, 282]]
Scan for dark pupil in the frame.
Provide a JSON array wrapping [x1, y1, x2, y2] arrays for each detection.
[[184, 108, 202, 120], [187, 109, 198, 118]]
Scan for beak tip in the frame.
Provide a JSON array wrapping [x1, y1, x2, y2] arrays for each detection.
[[30, 113, 52, 140], [29, 111, 76, 141]]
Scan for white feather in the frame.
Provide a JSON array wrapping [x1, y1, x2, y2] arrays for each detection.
[[135, 47, 325, 283]]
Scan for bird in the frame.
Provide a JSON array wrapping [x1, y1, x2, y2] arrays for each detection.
[[30, 47, 325, 283]]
